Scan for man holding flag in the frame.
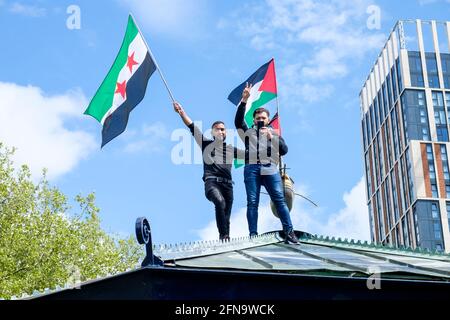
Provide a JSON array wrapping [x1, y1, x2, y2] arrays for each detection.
[[172, 102, 244, 241], [230, 59, 298, 244], [84, 14, 169, 148]]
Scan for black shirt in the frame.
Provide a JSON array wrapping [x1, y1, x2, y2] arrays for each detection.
[[234, 101, 288, 166], [188, 123, 245, 181]]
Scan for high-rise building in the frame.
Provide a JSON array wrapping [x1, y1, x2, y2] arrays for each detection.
[[360, 19, 450, 253]]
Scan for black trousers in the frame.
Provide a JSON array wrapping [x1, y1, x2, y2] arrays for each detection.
[[204, 179, 233, 239]]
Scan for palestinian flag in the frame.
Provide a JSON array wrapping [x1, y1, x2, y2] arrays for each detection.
[[269, 112, 281, 136], [84, 15, 156, 147], [228, 58, 277, 127]]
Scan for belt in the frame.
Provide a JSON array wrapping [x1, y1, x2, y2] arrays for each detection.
[[205, 176, 234, 185], [255, 161, 273, 167]]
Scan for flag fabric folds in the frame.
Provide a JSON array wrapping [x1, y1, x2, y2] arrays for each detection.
[[228, 58, 278, 127], [269, 112, 280, 136], [84, 15, 156, 147], [228, 59, 279, 168]]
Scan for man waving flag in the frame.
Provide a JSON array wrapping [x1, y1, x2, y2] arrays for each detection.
[[84, 15, 157, 148], [228, 58, 278, 127], [228, 58, 279, 167]]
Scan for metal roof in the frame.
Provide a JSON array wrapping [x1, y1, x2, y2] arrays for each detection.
[[157, 231, 450, 281], [15, 230, 450, 300]]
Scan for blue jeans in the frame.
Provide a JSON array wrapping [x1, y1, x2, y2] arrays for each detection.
[[244, 164, 294, 236]]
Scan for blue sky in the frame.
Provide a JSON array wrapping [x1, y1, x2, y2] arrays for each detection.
[[1, 0, 449, 245]]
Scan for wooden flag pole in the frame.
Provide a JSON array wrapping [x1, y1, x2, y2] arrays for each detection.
[[130, 13, 176, 103]]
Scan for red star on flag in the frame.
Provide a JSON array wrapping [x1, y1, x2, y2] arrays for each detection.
[[115, 80, 127, 99], [127, 52, 139, 73]]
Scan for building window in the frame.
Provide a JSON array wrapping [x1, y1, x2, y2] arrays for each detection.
[[400, 157, 408, 209], [385, 181, 393, 230], [446, 202, 450, 233], [362, 120, 367, 151], [441, 53, 450, 89], [374, 98, 380, 133], [434, 221, 442, 240], [382, 82, 389, 117], [378, 91, 385, 123], [420, 109, 427, 123], [369, 201, 375, 242], [402, 215, 410, 247], [401, 90, 430, 142], [441, 145, 450, 197], [370, 104, 376, 142], [405, 150, 415, 202], [427, 144, 433, 160], [396, 58, 403, 93], [432, 203, 439, 218], [391, 174, 400, 222], [387, 75, 393, 108], [436, 128, 448, 142], [422, 127, 430, 141], [386, 120, 393, 168], [409, 51, 424, 87], [427, 144, 439, 198], [374, 138, 380, 187], [366, 112, 372, 144], [376, 191, 384, 240], [431, 184, 438, 197], [413, 205, 420, 246], [431, 202, 443, 243], [446, 92, 450, 124], [392, 66, 399, 102], [426, 53, 440, 88], [365, 153, 372, 199], [378, 137, 384, 180], [433, 91, 448, 142], [391, 108, 400, 159]]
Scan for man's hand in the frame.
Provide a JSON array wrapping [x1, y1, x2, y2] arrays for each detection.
[[259, 127, 273, 139], [242, 82, 252, 103], [173, 101, 193, 127], [173, 102, 184, 115]]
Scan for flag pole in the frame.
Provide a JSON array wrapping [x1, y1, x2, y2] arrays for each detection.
[[273, 58, 283, 172], [130, 13, 176, 103], [276, 97, 283, 170]]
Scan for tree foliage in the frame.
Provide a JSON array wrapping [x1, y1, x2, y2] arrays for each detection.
[[0, 142, 144, 299]]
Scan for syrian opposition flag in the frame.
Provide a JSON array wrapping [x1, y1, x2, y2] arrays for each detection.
[[84, 15, 156, 147], [228, 58, 277, 127]]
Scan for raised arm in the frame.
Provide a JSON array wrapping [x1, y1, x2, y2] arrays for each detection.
[[234, 82, 252, 132], [235, 101, 249, 132], [173, 101, 193, 127], [173, 102, 211, 148]]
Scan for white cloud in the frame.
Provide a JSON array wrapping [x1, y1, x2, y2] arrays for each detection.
[[226, 0, 386, 105], [9, 2, 46, 17], [122, 122, 169, 154], [197, 177, 370, 242], [280, 63, 335, 103], [0, 82, 96, 180], [118, 0, 208, 39], [315, 177, 370, 240]]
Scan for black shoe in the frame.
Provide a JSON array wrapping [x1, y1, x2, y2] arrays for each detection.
[[285, 230, 299, 244]]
